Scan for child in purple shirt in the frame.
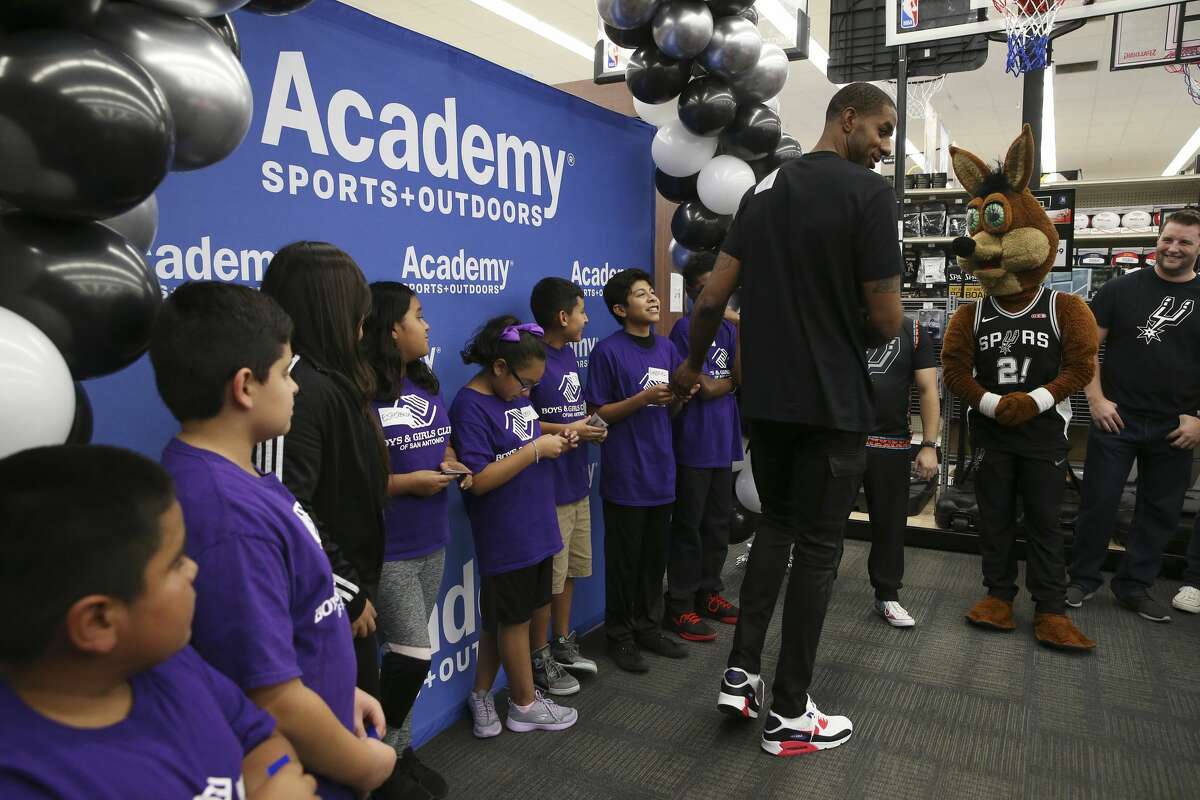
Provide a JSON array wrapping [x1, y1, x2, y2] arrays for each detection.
[[450, 315, 580, 738], [149, 282, 396, 799], [665, 254, 744, 642], [0, 445, 317, 799], [529, 278, 608, 682], [361, 282, 466, 799], [585, 269, 697, 673]]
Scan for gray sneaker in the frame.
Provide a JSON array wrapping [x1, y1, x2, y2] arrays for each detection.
[[1065, 585, 1095, 608], [505, 690, 578, 733], [551, 632, 598, 676], [532, 644, 580, 695], [1114, 590, 1172, 623], [467, 690, 501, 738]]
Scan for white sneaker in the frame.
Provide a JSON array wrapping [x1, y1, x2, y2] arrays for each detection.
[[467, 690, 501, 738], [874, 599, 916, 628], [1172, 585, 1200, 614], [760, 696, 853, 757]]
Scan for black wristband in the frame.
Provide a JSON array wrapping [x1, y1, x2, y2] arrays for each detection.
[[919, 441, 937, 449]]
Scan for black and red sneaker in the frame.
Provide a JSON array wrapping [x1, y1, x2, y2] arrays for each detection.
[[760, 697, 853, 757], [717, 667, 763, 720], [699, 592, 740, 625], [664, 611, 717, 642]]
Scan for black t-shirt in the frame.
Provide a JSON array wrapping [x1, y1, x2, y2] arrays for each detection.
[[722, 152, 903, 431], [970, 287, 1070, 457], [867, 316, 936, 435], [1090, 268, 1200, 419]]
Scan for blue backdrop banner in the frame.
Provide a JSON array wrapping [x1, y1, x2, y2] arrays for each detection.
[[86, 1, 655, 746]]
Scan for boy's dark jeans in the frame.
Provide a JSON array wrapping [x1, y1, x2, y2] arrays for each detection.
[[604, 502, 672, 643], [666, 466, 733, 616]]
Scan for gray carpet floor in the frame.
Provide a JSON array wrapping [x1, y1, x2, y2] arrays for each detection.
[[418, 540, 1200, 799]]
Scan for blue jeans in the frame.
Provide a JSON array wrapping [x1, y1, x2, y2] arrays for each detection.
[[1069, 413, 1193, 597]]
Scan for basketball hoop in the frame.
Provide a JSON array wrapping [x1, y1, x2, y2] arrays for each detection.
[[1166, 61, 1200, 105], [883, 74, 945, 119], [992, 0, 1068, 77]]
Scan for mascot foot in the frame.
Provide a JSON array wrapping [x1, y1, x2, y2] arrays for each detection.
[[1034, 613, 1096, 651], [965, 596, 1016, 631]]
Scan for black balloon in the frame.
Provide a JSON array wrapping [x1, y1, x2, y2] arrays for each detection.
[[719, 102, 781, 161], [0, 213, 162, 379], [677, 76, 738, 136], [243, 0, 312, 14], [730, 500, 758, 544], [765, 133, 803, 169], [625, 46, 692, 104], [0, 32, 174, 220], [199, 14, 240, 60], [708, 0, 756, 15], [738, 6, 759, 25], [0, 0, 104, 31], [604, 22, 653, 49], [671, 201, 730, 250], [655, 169, 699, 203], [67, 382, 94, 445]]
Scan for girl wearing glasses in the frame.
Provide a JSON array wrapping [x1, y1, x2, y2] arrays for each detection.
[[449, 315, 580, 739]]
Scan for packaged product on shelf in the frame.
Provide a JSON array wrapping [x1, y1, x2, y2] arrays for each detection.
[[919, 201, 948, 236], [1120, 208, 1154, 231], [1088, 209, 1122, 231], [1141, 247, 1157, 270], [1075, 248, 1109, 267], [1111, 248, 1142, 271], [916, 247, 947, 283]]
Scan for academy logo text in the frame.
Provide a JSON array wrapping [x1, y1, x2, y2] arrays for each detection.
[[259, 52, 572, 228]]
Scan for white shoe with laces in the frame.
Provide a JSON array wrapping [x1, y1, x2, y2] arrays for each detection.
[[874, 599, 916, 628], [1172, 585, 1200, 614]]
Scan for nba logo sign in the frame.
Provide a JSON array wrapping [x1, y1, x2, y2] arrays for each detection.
[[901, 0, 919, 29]]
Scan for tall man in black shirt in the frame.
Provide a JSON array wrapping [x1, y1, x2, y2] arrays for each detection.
[[862, 317, 940, 627], [671, 83, 903, 757], [1068, 209, 1200, 622]]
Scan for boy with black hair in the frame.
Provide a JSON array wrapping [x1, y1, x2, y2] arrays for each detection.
[[0, 444, 318, 799], [585, 269, 696, 672], [664, 254, 743, 642], [529, 277, 607, 679], [150, 282, 398, 800]]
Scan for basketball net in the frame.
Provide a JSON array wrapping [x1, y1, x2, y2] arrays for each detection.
[[1166, 61, 1200, 105], [992, 0, 1068, 76], [883, 75, 945, 119]]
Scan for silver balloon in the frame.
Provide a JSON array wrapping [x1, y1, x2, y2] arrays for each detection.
[[697, 16, 762, 78], [100, 193, 158, 253], [92, 3, 253, 171], [652, 1, 713, 61], [729, 42, 788, 105], [597, 0, 661, 30], [131, 0, 250, 15]]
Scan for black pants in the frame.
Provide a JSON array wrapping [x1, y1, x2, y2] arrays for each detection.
[[666, 466, 733, 615], [975, 449, 1068, 614], [1069, 414, 1193, 597], [861, 446, 911, 602], [1184, 514, 1200, 590], [604, 501, 672, 643], [354, 630, 381, 699], [728, 421, 866, 718]]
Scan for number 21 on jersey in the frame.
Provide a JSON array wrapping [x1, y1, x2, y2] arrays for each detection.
[[997, 356, 1031, 386]]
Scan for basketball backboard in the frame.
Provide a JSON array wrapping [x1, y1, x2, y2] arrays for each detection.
[[1111, 1, 1200, 68], [885, 0, 1179, 46]]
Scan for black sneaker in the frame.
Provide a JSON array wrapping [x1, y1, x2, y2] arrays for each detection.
[[664, 611, 717, 642], [636, 631, 688, 659], [399, 747, 448, 800], [373, 766, 433, 800], [1065, 585, 1094, 609], [1114, 590, 1172, 623], [608, 640, 649, 673], [717, 667, 764, 720], [698, 592, 740, 624]]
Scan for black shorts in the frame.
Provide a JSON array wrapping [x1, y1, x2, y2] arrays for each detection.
[[480, 557, 553, 633]]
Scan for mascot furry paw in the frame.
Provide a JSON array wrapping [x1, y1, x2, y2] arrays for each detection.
[[941, 125, 1098, 653]]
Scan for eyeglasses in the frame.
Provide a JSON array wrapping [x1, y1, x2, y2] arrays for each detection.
[[508, 364, 540, 392]]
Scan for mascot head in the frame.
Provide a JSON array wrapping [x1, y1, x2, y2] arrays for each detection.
[[949, 125, 1058, 301]]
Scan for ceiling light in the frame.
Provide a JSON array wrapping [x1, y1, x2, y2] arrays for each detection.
[[1041, 64, 1056, 175], [906, 139, 927, 171], [465, 0, 593, 61], [1163, 125, 1200, 176]]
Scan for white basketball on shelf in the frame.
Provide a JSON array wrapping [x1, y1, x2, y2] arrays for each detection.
[[1121, 210, 1152, 229], [1091, 210, 1121, 230]]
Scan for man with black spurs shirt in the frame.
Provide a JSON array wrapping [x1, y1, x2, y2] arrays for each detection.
[[862, 317, 940, 627], [1068, 209, 1200, 623]]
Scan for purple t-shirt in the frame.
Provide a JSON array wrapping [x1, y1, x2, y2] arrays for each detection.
[[584, 330, 682, 506], [529, 342, 591, 505], [670, 315, 743, 469], [449, 387, 561, 577], [0, 646, 274, 799], [375, 378, 453, 561], [162, 439, 357, 800]]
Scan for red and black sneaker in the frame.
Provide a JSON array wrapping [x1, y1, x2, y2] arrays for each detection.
[[717, 667, 764, 720], [760, 697, 853, 757], [699, 592, 740, 625], [664, 611, 717, 642]]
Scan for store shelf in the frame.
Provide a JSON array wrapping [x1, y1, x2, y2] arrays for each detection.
[[902, 187, 964, 198], [1041, 173, 1200, 192], [905, 236, 954, 245], [1073, 231, 1160, 244]]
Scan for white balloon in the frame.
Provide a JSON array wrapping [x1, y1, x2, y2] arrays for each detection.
[[633, 94, 681, 127], [735, 454, 760, 513], [652, 120, 719, 178], [0, 307, 75, 459], [697, 154, 755, 215]]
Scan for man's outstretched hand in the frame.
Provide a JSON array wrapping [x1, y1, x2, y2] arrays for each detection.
[[670, 364, 701, 402]]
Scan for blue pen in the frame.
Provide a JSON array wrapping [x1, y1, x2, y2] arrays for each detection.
[[267, 754, 290, 777]]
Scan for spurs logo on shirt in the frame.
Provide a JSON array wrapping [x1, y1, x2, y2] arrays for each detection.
[[866, 337, 901, 375], [505, 406, 540, 441], [558, 371, 581, 403], [291, 501, 321, 546], [1137, 297, 1194, 343], [378, 394, 437, 429], [194, 776, 245, 800]]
